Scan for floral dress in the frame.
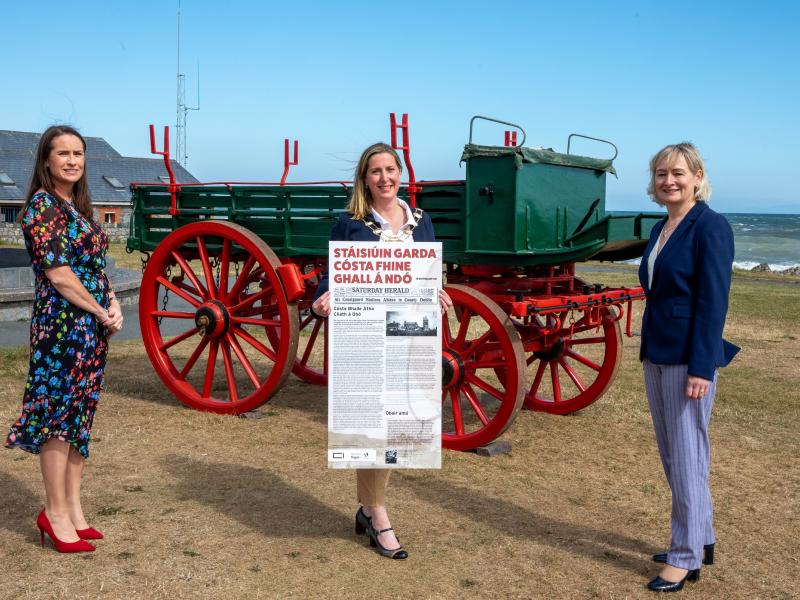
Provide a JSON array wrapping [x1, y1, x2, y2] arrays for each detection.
[[5, 192, 110, 459]]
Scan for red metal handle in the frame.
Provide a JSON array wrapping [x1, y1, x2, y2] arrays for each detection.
[[148, 124, 178, 215], [280, 138, 299, 186], [389, 112, 418, 208]]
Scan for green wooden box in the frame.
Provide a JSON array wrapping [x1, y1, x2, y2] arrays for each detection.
[[461, 144, 616, 255]]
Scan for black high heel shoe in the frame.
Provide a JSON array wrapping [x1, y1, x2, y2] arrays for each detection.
[[652, 543, 714, 565], [355, 507, 371, 536], [647, 569, 700, 592], [367, 522, 408, 560]]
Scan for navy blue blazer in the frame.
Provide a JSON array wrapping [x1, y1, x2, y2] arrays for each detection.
[[313, 211, 437, 302], [638, 201, 740, 380]]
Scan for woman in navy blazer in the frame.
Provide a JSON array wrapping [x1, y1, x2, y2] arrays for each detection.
[[638, 143, 739, 592], [312, 142, 451, 560]]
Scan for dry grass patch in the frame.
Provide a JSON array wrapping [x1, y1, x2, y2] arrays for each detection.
[[0, 270, 798, 599]]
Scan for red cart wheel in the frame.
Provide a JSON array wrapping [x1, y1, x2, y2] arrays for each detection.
[[287, 258, 328, 385], [521, 309, 622, 415], [264, 257, 328, 385], [291, 310, 328, 385], [442, 285, 526, 451], [139, 221, 299, 414]]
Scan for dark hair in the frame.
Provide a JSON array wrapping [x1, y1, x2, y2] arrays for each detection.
[[20, 125, 93, 221]]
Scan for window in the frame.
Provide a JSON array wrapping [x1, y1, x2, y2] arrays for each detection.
[[103, 175, 126, 190], [104, 212, 116, 224], [158, 176, 171, 183], [0, 170, 14, 185], [1, 206, 20, 222]]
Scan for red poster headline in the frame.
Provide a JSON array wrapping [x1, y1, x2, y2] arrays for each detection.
[[332, 245, 438, 285]]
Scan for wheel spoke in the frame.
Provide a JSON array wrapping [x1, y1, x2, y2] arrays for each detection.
[[230, 316, 281, 327], [461, 329, 494, 360], [156, 276, 201, 308], [226, 333, 261, 388], [170, 250, 209, 299], [530, 360, 547, 395], [202, 341, 219, 399], [180, 336, 210, 378], [462, 382, 490, 426], [159, 326, 200, 351], [152, 310, 195, 319], [218, 239, 231, 297], [450, 390, 465, 436], [465, 372, 505, 401], [442, 313, 453, 346], [467, 356, 507, 369], [299, 312, 315, 330], [550, 362, 562, 402], [220, 339, 239, 403], [195, 236, 217, 300], [225, 255, 256, 302], [171, 279, 205, 301], [564, 348, 601, 371], [454, 307, 472, 348], [300, 318, 323, 365], [230, 286, 277, 314], [231, 326, 279, 362], [559, 357, 587, 392]]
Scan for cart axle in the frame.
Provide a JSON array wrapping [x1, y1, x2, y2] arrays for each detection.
[[195, 300, 230, 339]]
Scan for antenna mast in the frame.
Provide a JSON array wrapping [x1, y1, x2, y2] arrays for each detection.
[[176, 0, 199, 167]]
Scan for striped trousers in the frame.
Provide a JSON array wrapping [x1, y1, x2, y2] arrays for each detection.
[[643, 360, 717, 570]]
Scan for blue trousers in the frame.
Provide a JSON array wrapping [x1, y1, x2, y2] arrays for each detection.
[[643, 360, 717, 570]]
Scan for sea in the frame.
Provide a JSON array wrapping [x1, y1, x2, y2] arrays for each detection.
[[621, 213, 800, 271], [726, 213, 800, 271]]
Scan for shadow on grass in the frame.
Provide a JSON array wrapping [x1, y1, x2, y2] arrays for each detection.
[[0, 468, 42, 540], [271, 378, 327, 424], [163, 456, 352, 541], [398, 473, 660, 575], [104, 350, 184, 408], [106, 344, 330, 419]]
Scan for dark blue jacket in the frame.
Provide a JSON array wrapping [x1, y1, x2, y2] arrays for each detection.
[[313, 211, 437, 301], [638, 201, 739, 380]]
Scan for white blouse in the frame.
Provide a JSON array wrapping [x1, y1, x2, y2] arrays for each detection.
[[647, 234, 663, 289]]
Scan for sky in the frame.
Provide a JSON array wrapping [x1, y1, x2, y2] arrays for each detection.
[[2, 0, 798, 213]]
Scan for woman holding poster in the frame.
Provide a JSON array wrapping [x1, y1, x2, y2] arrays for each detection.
[[312, 142, 451, 560]]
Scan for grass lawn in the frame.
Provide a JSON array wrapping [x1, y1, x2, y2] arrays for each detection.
[[0, 264, 798, 599]]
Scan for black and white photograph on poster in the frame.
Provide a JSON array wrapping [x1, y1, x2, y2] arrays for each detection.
[[386, 310, 438, 337]]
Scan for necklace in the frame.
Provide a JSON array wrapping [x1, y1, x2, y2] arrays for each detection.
[[660, 221, 678, 238], [661, 201, 697, 240], [660, 213, 688, 240]]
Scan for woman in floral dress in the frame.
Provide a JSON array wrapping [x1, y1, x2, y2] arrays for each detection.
[[5, 126, 124, 553]]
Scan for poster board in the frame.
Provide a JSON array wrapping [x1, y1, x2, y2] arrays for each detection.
[[327, 241, 442, 469]]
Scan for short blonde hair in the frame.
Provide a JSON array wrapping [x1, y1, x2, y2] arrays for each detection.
[[647, 142, 712, 205], [346, 143, 403, 220]]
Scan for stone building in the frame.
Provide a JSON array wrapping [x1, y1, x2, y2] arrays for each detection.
[[0, 130, 199, 226]]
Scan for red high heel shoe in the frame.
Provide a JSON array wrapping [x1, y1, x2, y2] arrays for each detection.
[[37, 510, 96, 553], [75, 526, 104, 540]]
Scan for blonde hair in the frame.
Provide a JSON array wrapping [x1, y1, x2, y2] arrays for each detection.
[[346, 143, 402, 220], [647, 142, 712, 205]]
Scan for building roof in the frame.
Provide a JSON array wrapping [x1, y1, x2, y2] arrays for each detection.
[[0, 130, 200, 204]]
